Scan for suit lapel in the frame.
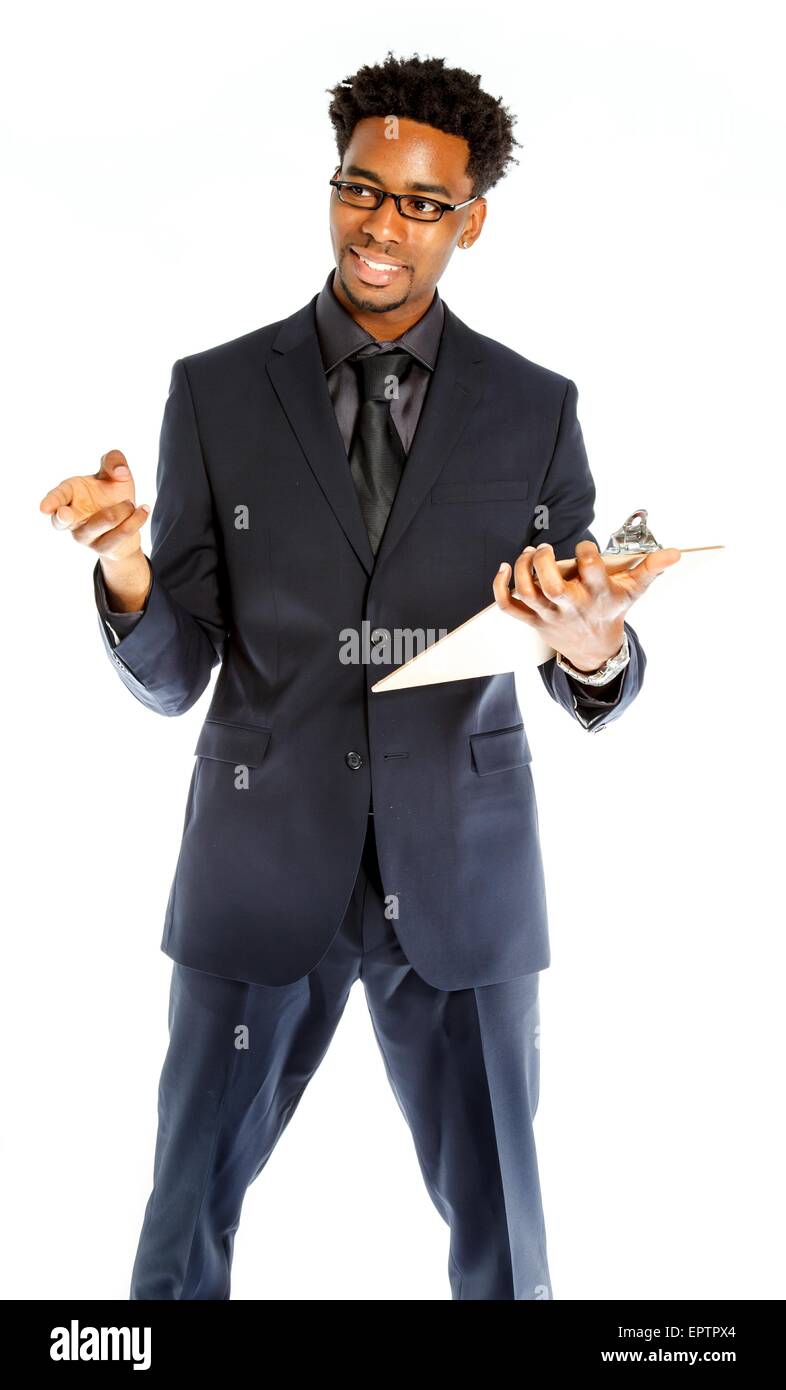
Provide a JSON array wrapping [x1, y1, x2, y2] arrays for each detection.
[[371, 304, 485, 578], [266, 294, 486, 579], [267, 300, 375, 573]]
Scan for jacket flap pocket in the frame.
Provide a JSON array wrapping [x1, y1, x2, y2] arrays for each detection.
[[431, 479, 530, 504], [470, 723, 532, 776], [194, 719, 272, 767]]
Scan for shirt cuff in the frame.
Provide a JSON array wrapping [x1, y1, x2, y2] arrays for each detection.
[[567, 668, 626, 729], [94, 562, 147, 647]]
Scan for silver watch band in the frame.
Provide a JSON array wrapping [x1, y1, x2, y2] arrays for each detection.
[[555, 630, 630, 686]]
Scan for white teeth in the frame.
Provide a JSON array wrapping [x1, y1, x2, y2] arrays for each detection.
[[358, 253, 401, 272]]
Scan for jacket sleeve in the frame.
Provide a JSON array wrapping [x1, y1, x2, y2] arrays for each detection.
[[93, 357, 227, 716], [534, 378, 646, 733]]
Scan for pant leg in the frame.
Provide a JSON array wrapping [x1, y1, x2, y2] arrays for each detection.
[[130, 842, 370, 1300], [359, 822, 552, 1300], [471, 972, 552, 1300]]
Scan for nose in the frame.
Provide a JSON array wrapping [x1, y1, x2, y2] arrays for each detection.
[[359, 195, 406, 247]]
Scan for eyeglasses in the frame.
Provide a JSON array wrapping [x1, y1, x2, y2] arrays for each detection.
[[329, 173, 480, 223]]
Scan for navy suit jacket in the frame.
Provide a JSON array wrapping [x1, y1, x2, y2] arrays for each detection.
[[94, 288, 646, 989]]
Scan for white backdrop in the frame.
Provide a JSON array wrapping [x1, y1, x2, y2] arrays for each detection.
[[4, 0, 784, 1300]]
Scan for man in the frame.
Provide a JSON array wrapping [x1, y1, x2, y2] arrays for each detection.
[[40, 52, 679, 1300]]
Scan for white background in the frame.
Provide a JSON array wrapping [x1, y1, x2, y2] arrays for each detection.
[[3, 0, 784, 1300]]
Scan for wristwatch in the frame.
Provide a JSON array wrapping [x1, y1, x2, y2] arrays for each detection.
[[555, 630, 630, 686]]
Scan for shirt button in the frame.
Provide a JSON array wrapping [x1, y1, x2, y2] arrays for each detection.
[[345, 751, 364, 770]]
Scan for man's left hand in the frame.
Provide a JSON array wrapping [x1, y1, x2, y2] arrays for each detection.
[[492, 540, 682, 673]]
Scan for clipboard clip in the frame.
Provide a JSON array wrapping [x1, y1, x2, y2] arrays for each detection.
[[604, 508, 663, 554]]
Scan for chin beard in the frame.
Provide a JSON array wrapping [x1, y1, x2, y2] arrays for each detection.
[[337, 265, 411, 315]]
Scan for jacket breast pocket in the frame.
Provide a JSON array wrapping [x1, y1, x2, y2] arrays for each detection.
[[194, 718, 272, 768], [470, 722, 532, 776], [431, 479, 530, 504]]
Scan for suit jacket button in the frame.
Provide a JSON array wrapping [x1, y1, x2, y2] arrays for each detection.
[[345, 751, 364, 770]]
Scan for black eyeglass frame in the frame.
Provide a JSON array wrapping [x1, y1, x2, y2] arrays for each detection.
[[329, 172, 481, 223]]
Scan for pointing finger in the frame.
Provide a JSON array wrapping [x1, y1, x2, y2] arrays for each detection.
[[39, 480, 74, 518]]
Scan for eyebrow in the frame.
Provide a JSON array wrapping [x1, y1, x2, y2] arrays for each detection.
[[344, 164, 453, 199]]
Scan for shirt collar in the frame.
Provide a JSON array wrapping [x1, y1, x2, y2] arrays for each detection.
[[314, 267, 444, 374]]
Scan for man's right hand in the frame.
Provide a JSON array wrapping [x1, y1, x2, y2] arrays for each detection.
[[39, 449, 153, 610]]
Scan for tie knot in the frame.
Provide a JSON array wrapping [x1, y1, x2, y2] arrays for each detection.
[[352, 349, 414, 403]]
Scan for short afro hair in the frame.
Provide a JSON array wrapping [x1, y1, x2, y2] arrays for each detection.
[[326, 51, 521, 199]]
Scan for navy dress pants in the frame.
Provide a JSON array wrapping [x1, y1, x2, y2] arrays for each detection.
[[130, 814, 553, 1300]]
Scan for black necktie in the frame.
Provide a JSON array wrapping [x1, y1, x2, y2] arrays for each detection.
[[348, 349, 414, 558]]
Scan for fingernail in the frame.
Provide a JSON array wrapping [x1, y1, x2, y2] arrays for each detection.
[[140, 503, 151, 513], [114, 465, 130, 477], [498, 562, 509, 573]]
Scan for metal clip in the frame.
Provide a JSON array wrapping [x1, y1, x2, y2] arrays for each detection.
[[603, 508, 662, 554]]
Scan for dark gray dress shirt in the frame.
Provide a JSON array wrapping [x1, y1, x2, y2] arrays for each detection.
[[94, 268, 624, 716], [315, 266, 444, 455]]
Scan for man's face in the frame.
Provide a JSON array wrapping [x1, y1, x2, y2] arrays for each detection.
[[329, 116, 486, 319]]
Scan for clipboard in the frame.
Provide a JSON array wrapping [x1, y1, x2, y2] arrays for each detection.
[[371, 509, 724, 693]]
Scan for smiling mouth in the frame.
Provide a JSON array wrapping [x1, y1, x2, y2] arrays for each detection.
[[348, 246, 408, 286]]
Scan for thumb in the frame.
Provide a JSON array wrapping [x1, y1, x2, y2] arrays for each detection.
[[631, 546, 682, 592], [97, 449, 132, 481], [651, 546, 682, 576]]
